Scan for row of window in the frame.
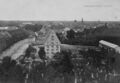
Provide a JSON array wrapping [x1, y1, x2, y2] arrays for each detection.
[[46, 45, 59, 48], [51, 35, 54, 40], [46, 51, 55, 54], [46, 48, 59, 51]]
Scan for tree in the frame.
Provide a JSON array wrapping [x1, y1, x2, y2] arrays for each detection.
[[23, 24, 42, 32], [2, 56, 12, 71], [51, 51, 74, 83], [7, 64, 24, 83], [66, 29, 75, 39], [73, 48, 116, 83], [0, 56, 24, 83], [52, 51, 73, 73], [25, 45, 36, 58], [26, 61, 46, 83], [38, 47, 46, 60]]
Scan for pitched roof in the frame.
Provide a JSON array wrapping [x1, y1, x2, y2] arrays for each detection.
[[99, 40, 118, 49], [35, 29, 60, 45], [44, 30, 61, 44], [115, 47, 120, 54]]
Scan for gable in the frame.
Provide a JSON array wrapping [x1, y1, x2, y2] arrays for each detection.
[[45, 30, 61, 45]]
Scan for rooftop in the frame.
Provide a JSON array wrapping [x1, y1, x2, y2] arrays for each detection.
[[99, 40, 119, 49], [35, 29, 59, 45]]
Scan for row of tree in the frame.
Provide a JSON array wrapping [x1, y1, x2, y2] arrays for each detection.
[[0, 29, 30, 53], [0, 45, 118, 83], [58, 24, 120, 46], [22, 24, 42, 32]]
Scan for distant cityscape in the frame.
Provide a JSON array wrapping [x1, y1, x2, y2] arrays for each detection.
[[0, 20, 120, 83]]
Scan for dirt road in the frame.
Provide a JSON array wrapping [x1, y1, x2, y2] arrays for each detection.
[[0, 38, 35, 60]]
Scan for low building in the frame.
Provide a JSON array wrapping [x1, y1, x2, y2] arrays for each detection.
[[99, 40, 120, 53], [99, 40, 118, 49], [0, 26, 18, 31]]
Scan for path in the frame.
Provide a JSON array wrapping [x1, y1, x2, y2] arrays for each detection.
[[0, 38, 35, 60], [61, 44, 99, 50]]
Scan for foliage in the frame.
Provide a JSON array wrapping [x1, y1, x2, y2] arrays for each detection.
[[66, 29, 75, 39], [24, 45, 36, 58], [38, 47, 46, 60], [52, 51, 73, 74], [0, 56, 24, 83], [0, 29, 30, 53], [71, 48, 116, 83], [46, 51, 74, 83], [58, 25, 120, 46], [27, 62, 46, 83], [23, 24, 42, 32], [56, 33, 66, 44], [0, 48, 118, 83]]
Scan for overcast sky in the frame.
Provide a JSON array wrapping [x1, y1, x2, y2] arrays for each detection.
[[0, 0, 120, 21]]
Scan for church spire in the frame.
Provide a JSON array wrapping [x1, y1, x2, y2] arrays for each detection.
[[81, 18, 84, 23]]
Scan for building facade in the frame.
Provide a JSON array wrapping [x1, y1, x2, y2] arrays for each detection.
[[44, 30, 61, 58], [34, 28, 61, 59]]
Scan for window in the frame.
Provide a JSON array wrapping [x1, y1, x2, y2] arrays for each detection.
[[56, 45, 59, 51], [51, 38, 54, 40], [51, 45, 54, 48], [56, 45, 59, 48], [51, 49, 54, 51], [47, 49, 49, 51], [51, 35, 54, 40], [46, 52, 49, 54], [51, 35, 54, 38], [46, 45, 49, 48], [51, 51, 54, 54], [56, 48, 59, 51], [51, 42, 54, 45]]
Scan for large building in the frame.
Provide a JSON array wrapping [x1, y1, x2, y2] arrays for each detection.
[[34, 28, 61, 58], [44, 30, 61, 58]]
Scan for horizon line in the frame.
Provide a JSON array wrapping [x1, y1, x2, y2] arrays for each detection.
[[0, 19, 120, 22]]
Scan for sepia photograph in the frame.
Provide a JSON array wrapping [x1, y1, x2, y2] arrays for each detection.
[[0, 0, 120, 83]]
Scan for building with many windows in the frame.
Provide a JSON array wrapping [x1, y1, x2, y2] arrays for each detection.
[[34, 28, 61, 59], [44, 30, 61, 58]]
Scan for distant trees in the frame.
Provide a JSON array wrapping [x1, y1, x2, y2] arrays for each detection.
[[23, 24, 42, 32], [58, 24, 120, 46]]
